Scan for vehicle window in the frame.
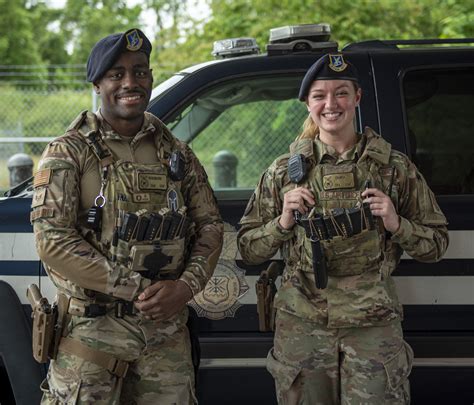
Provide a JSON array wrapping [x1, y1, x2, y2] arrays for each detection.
[[403, 67, 474, 195], [167, 76, 308, 190]]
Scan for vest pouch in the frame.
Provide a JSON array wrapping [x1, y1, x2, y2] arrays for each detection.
[[321, 229, 382, 276], [155, 238, 186, 279], [129, 238, 185, 280]]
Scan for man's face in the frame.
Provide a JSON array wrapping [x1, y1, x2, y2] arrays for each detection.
[[93, 51, 153, 124]]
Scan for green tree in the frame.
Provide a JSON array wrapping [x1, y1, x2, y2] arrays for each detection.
[[59, 0, 143, 65], [29, 2, 69, 66], [154, 0, 474, 77], [0, 0, 43, 66]]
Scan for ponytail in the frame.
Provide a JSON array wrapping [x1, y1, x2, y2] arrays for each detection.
[[295, 114, 318, 141]]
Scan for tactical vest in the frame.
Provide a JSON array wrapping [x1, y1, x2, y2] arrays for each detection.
[[289, 135, 398, 279], [71, 112, 192, 299]]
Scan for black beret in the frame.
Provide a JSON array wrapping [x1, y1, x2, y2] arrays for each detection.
[[86, 28, 152, 83], [298, 53, 359, 101]]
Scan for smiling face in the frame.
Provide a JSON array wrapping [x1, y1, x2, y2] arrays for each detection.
[[93, 51, 153, 136], [306, 79, 361, 140]]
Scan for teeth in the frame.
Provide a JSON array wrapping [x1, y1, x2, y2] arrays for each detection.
[[120, 95, 141, 101], [323, 112, 340, 119]]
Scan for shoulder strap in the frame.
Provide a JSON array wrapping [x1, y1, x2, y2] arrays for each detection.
[[69, 111, 114, 168]]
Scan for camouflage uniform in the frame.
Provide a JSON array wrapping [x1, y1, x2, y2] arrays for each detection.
[[238, 128, 448, 404], [32, 110, 223, 404]]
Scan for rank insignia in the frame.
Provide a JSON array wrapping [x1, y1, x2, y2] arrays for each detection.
[[126, 29, 143, 51], [329, 54, 348, 72]]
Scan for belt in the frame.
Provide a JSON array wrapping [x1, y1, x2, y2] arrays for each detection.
[[68, 298, 137, 318]]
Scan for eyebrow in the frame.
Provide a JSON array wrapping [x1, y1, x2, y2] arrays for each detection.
[[310, 83, 351, 93], [109, 63, 149, 71]]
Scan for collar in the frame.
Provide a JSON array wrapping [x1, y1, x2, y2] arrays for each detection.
[[96, 110, 157, 143], [313, 133, 363, 164]]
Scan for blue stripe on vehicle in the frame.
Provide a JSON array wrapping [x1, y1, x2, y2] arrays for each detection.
[[0, 198, 33, 232], [0, 261, 41, 276]]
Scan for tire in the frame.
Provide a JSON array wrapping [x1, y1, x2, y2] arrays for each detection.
[[0, 281, 45, 404]]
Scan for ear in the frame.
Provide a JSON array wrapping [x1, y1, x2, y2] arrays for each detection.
[[93, 82, 100, 94], [305, 100, 310, 112], [150, 69, 154, 83], [355, 87, 362, 106]]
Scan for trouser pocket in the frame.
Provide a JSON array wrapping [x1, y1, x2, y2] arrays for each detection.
[[40, 367, 81, 405], [266, 348, 301, 403], [383, 341, 414, 404]]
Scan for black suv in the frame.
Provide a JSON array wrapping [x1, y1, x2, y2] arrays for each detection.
[[1, 24, 474, 404]]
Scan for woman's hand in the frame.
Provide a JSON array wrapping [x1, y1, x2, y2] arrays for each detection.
[[361, 188, 400, 233], [279, 187, 315, 230]]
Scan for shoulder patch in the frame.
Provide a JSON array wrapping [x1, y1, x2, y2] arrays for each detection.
[[33, 169, 52, 188]]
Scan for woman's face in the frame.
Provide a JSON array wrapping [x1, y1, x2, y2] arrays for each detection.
[[306, 79, 361, 137]]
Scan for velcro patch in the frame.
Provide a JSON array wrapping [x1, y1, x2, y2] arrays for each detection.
[[323, 173, 355, 190], [138, 173, 167, 190], [34, 169, 52, 188], [31, 188, 47, 208], [133, 193, 151, 203], [30, 207, 54, 222]]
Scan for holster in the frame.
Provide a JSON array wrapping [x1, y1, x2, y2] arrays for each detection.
[[27, 284, 70, 363], [27, 284, 56, 363], [256, 262, 283, 332]]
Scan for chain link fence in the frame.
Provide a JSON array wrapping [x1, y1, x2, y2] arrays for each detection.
[[0, 64, 308, 193], [184, 99, 308, 189], [0, 64, 93, 193]]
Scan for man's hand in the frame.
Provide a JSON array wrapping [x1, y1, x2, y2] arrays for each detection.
[[134, 279, 193, 323], [279, 187, 315, 230], [361, 188, 400, 233]]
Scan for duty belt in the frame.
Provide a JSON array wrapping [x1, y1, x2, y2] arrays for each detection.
[[68, 298, 137, 318]]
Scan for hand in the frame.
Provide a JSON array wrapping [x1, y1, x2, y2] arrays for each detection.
[[134, 279, 193, 323], [279, 187, 315, 230], [361, 188, 400, 233]]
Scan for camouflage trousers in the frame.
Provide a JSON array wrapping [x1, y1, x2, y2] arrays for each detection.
[[40, 307, 197, 404], [267, 310, 413, 405]]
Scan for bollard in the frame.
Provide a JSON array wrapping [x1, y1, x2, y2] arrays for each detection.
[[212, 150, 238, 188], [7, 153, 34, 188]]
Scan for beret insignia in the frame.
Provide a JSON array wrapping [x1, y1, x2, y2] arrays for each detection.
[[126, 29, 143, 51], [329, 54, 348, 72]]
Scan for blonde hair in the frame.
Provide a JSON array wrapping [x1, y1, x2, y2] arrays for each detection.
[[295, 114, 319, 141]]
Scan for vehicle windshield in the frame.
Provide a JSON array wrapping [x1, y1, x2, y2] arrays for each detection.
[[165, 75, 307, 190]]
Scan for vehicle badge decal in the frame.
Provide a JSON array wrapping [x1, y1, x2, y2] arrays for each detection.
[[167, 189, 179, 211], [126, 29, 143, 51], [329, 54, 347, 72], [189, 260, 249, 320]]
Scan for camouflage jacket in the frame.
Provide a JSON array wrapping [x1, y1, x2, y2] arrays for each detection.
[[238, 127, 448, 328], [31, 110, 223, 302]]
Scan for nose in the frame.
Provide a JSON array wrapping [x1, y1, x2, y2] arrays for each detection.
[[121, 71, 138, 89], [326, 93, 337, 109]]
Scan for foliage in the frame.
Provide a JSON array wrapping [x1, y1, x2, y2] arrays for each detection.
[[153, 0, 474, 75], [0, 0, 43, 66], [59, 0, 143, 65]]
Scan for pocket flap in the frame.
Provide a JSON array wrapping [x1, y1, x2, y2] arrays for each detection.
[[266, 348, 300, 393], [384, 342, 414, 390]]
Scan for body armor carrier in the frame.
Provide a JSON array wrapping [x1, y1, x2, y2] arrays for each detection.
[[77, 112, 194, 297], [288, 136, 397, 283]]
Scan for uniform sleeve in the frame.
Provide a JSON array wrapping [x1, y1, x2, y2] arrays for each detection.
[[178, 146, 224, 296], [237, 167, 294, 265], [32, 137, 150, 301], [390, 159, 449, 262]]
